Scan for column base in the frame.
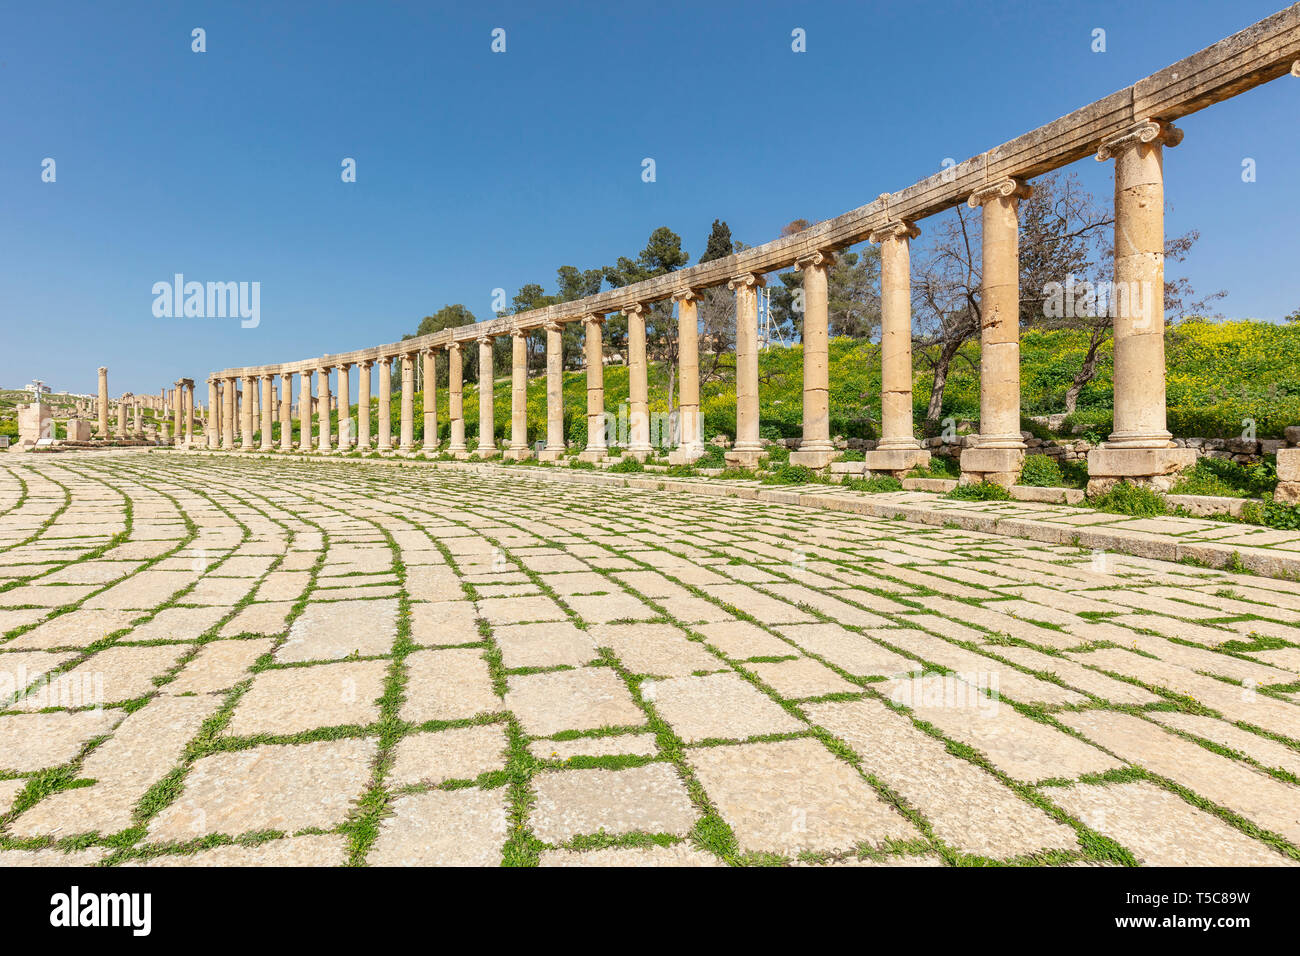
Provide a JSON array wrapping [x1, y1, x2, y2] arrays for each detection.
[[476, 446, 500, 459], [537, 447, 566, 462], [724, 447, 767, 468], [625, 445, 653, 462], [862, 447, 931, 477], [577, 448, 607, 463], [503, 447, 533, 461], [667, 445, 705, 466], [959, 446, 1026, 489], [1085, 446, 1197, 496]]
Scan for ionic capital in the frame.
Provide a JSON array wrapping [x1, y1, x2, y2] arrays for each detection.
[[543, 319, 564, 334], [510, 326, 528, 339], [447, 341, 463, 356], [359, 359, 375, 369], [1096, 119, 1183, 162], [581, 313, 606, 328], [1292, 59, 1300, 78], [670, 288, 700, 303], [794, 249, 838, 272], [967, 178, 1033, 208], [727, 272, 766, 291], [867, 219, 921, 244], [475, 333, 494, 346], [621, 302, 646, 317]]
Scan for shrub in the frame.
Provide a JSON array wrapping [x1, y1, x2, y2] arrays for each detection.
[[765, 444, 791, 464], [840, 449, 866, 462], [1240, 495, 1300, 530], [664, 464, 698, 477], [1090, 481, 1168, 516], [607, 457, 644, 474], [946, 481, 1011, 501], [568, 458, 595, 470], [910, 455, 960, 480], [760, 463, 821, 485], [567, 416, 587, 448], [1060, 459, 1089, 488], [1019, 454, 1065, 488], [696, 445, 726, 468], [715, 467, 757, 480]]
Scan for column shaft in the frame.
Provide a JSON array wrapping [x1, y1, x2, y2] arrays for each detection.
[[378, 359, 392, 451], [280, 375, 293, 452], [789, 253, 837, 467], [507, 330, 530, 458], [542, 322, 565, 458], [447, 345, 466, 453], [207, 380, 219, 448], [357, 363, 372, 450], [670, 292, 702, 463], [260, 376, 274, 450], [624, 305, 651, 456], [222, 378, 236, 449], [97, 367, 109, 437], [399, 354, 414, 452], [299, 370, 312, 451], [422, 350, 438, 452], [338, 364, 351, 450], [185, 384, 195, 446], [477, 338, 496, 455], [579, 316, 606, 460], [316, 368, 332, 452], [726, 274, 765, 465], [239, 377, 254, 449]]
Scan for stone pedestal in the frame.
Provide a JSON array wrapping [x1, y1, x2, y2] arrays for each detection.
[[862, 447, 931, 477], [959, 446, 1026, 488], [17, 403, 52, 448], [1275, 448, 1300, 505], [66, 419, 92, 441], [1085, 446, 1198, 495]]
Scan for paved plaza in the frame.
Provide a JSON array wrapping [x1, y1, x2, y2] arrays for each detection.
[[1, 451, 1298, 867]]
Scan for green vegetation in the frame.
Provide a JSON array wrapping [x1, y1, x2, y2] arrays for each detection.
[[945, 481, 1012, 501], [1169, 456, 1278, 498], [1090, 482, 1168, 516]]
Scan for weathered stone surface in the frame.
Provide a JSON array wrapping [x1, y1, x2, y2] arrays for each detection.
[[166, 638, 274, 695], [1050, 781, 1293, 866], [590, 622, 721, 676], [226, 659, 387, 737], [279, 599, 397, 662], [388, 724, 508, 787], [687, 738, 916, 854], [0, 710, 123, 771], [505, 668, 643, 736], [124, 834, 348, 867], [370, 788, 507, 866], [530, 763, 698, 842], [539, 844, 722, 867], [645, 672, 803, 743], [149, 738, 375, 842], [402, 647, 500, 724], [493, 621, 595, 669], [528, 733, 658, 761], [749, 657, 858, 699]]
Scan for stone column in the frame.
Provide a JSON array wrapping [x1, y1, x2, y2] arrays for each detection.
[[240, 376, 255, 450], [578, 314, 607, 462], [399, 353, 415, 452], [173, 383, 184, 443], [337, 363, 352, 451], [377, 357, 392, 452], [185, 382, 196, 447], [539, 321, 566, 461], [789, 251, 841, 468], [1087, 119, 1194, 493], [207, 379, 220, 448], [357, 362, 372, 450], [623, 303, 653, 459], [863, 221, 930, 477], [726, 273, 766, 467], [118, 398, 128, 440], [222, 378, 236, 449], [260, 375, 274, 451], [447, 344, 467, 455], [505, 328, 531, 460], [279, 375, 293, 452], [316, 366, 332, 453], [668, 290, 704, 465], [134, 401, 143, 439], [477, 336, 497, 457], [96, 369, 109, 439], [299, 369, 312, 451], [422, 349, 438, 453], [250, 380, 259, 427], [960, 179, 1031, 488]]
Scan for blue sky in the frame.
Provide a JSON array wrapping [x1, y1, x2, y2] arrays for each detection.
[[2, 0, 1296, 396]]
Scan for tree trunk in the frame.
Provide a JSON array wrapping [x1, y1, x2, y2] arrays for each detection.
[[924, 337, 963, 426], [1064, 326, 1108, 414]]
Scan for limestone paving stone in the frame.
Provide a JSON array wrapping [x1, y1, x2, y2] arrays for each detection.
[[83, 570, 198, 610], [776, 623, 920, 678], [165, 638, 275, 695], [5, 609, 139, 650], [14, 643, 189, 709], [225, 659, 388, 737], [219, 601, 295, 636], [124, 834, 348, 867], [529, 763, 698, 843], [645, 672, 803, 743], [0, 709, 124, 772], [539, 845, 722, 867], [493, 620, 596, 669], [528, 733, 658, 761], [806, 698, 1077, 858], [409, 600, 479, 645], [369, 787, 507, 866], [125, 606, 227, 642], [0, 778, 26, 810], [0, 848, 105, 867], [749, 657, 859, 699], [388, 723, 508, 787], [687, 738, 916, 855], [403, 647, 501, 724], [1050, 781, 1292, 866], [279, 598, 398, 662], [149, 738, 375, 842], [695, 619, 797, 659], [505, 667, 643, 736], [589, 622, 722, 677], [477, 595, 567, 626]]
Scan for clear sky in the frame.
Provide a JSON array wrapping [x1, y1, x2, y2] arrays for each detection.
[[2, 0, 1296, 396]]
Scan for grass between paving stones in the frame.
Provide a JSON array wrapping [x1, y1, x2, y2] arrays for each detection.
[[8, 453, 1299, 865]]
